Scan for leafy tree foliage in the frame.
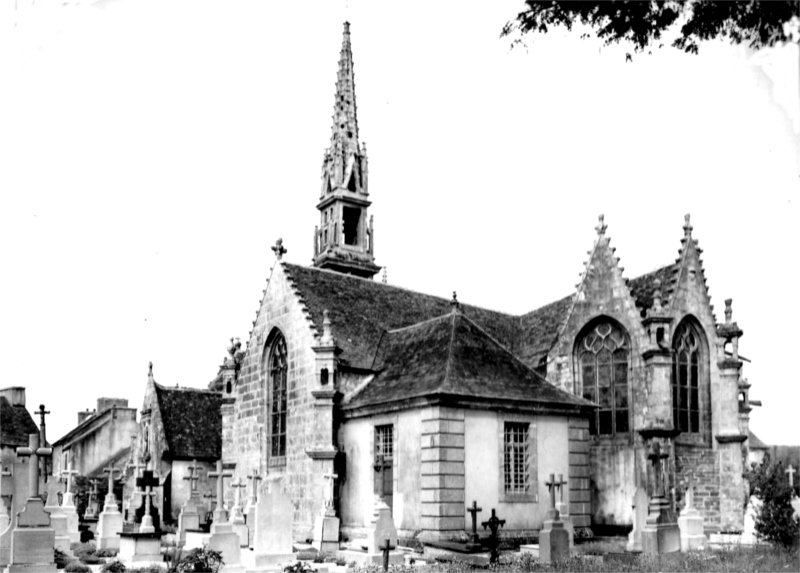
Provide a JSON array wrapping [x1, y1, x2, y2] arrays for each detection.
[[745, 453, 800, 548], [502, 1, 798, 56]]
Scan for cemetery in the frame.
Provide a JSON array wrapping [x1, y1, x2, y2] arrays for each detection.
[[2, 5, 800, 573]]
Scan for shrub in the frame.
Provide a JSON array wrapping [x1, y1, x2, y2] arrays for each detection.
[[95, 549, 118, 558], [64, 563, 92, 573], [100, 560, 127, 573], [295, 550, 318, 561], [176, 546, 224, 573], [284, 563, 314, 573], [54, 549, 75, 569], [745, 453, 800, 548]]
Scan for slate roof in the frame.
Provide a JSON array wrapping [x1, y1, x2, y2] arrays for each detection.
[[0, 396, 40, 448], [344, 311, 594, 411], [627, 265, 676, 317], [284, 264, 517, 370], [516, 295, 573, 371], [283, 262, 680, 376], [154, 383, 221, 460]]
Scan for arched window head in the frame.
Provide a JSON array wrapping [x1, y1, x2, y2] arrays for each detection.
[[577, 320, 630, 436], [672, 321, 704, 434], [268, 333, 288, 458]]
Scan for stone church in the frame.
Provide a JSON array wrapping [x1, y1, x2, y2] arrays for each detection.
[[222, 22, 754, 543]]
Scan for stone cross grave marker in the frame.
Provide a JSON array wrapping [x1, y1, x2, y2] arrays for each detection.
[[555, 474, 567, 502], [208, 460, 233, 525], [545, 474, 560, 520], [103, 465, 121, 507], [381, 538, 395, 573], [184, 459, 202, 499], [786, 464, 796, 489], [59, 460, 81, 543], [136, 470, 160, 533], [230, 478, 246, 518], [373, 454, 388, 501], [323, 472, 337, 515], [247, 473, 262, 506], [16, 433, 52, 502], [36, 405, 51, 482], [0, 465, 10, 530], [481, 508, 505, 564], [466, 500, 482, 549], [60, 463, 79, 503], [647, 442, 670, 499], [85, 478, 100, 518]]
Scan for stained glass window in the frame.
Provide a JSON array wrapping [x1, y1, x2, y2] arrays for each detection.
[[672, 323, 701, 433], [269, 335, 288, 458], [578, 322, 629, 436]]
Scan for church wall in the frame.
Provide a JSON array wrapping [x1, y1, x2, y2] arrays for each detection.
[[232, 263, 322, 540], [588, 442, 635, 526], [464, 412, 568, 534], [675, 444, 720, 532], [339, 409, 422, 538]]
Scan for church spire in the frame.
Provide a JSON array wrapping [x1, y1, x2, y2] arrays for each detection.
[[313, 22, 380, 279]]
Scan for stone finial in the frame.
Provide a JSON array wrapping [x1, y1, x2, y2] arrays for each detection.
[[320, 309, 334, 346], [683, 213, 693, 238], [451, 291, 460, 312], [724, 298, 733, 324], [272, 238, 287, 260], [595, 214, 607, 236], [652, 279, 663, 313]]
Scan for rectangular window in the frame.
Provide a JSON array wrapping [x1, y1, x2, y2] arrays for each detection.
[[374, 424, 394, 510], [503, 422, 529, 495]]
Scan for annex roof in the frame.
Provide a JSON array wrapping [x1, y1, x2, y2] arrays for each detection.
[[343, 310, 595, 412], [153, 383, 221, 460]]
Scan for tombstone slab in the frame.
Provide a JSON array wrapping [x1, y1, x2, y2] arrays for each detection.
[[678, 485, 705, 551], [60, 494, 80, 544], [253, 475, 294, 567], [539, 517, 569, 564], [555, 501, 574, 550], [626, 487, 648, 552], [642, 496, 680, 555], [118, 531, 163, 563]]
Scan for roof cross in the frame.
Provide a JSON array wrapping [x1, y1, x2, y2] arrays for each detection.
[[272, 238, 287, 260]]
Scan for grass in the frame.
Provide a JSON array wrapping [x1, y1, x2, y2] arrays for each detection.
[[348, 544, 799, 573]]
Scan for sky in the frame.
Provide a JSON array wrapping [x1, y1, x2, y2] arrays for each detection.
[[0, 0, 798, 446]]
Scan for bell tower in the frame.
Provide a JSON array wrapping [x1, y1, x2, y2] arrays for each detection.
[[313, 22, 380, 279]]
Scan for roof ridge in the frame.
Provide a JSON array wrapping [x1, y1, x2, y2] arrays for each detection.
[[283, 263, 518, 319], [443, 312, 457, 388], [245, 258, 280, 354], [387, 311, 453, 334]]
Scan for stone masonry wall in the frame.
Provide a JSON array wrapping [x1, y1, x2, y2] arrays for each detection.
[[675, 444, 720, 532], [232, 262, 322, 540], [568, 417, 591, 532]]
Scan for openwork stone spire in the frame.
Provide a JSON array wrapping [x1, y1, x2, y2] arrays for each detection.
[[313, 22, 380, 279]]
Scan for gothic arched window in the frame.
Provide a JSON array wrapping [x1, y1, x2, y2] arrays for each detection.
[[268, 334, 288, 458], [577, 321, 630, 436], [672, 322, 703, 434]]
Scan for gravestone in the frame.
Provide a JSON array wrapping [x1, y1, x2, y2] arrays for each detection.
[[641, 442, 680, 555], [43, 479, 71, 555], [97, 465, 123, 550], [740, 496, 760, 544], [539, 475, 569, 564], [136, 471, 160, 534], [466, 501, 482, 551], [8, 433, 56, 573], [1, 458, 29, 569], [1, 463, 13, 533], [227, 478, 248, 547], [178, 460, 203, 538], [481, 508, 505, 564], [244, 472, 261, 549], [206, 461, 241, 570], [340, 496, 402, 566], [59, 463, 80, 543], [312, 472, 340, 555], [554, 474, 574, 549], [626, 486, 649, 552], [253, 475, 294, 567], [678, 478, 705, 551]]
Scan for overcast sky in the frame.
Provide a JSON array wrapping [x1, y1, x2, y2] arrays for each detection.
[[1, 0, 797, 447]]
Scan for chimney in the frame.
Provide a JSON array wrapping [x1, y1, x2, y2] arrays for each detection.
[[97, 398, 128, 413], [77, 409, 96, 425], [0, 387, 26, 407]]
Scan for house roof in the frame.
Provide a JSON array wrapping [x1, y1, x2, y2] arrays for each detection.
[[0, 397, 40, 449], [52, 404, 135, 448], [343, 311, 595, 412], [154, 383, 221, 460], [516, 295, 573, 370]]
